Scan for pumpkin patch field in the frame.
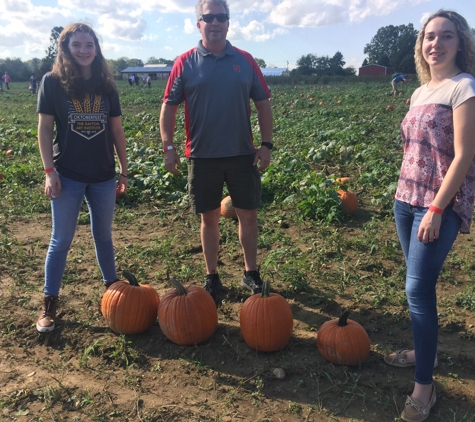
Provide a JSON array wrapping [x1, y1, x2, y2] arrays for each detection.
[[2, 80, 475, 421]]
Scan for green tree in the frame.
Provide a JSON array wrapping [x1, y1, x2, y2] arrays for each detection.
[[40, 26, 64, 74], [146, 57, 174, 66], [0, 58, 31, 81], [254, 58, 266, 68], [293, 54, 318, 75], [363, 24, 417, 73], [45, 26, 63, 62]]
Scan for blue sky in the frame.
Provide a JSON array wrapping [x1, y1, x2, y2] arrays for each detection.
[[1, 0, 474, 70]]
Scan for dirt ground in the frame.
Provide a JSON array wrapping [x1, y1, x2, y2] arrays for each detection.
[[1, 204, 475, 422]]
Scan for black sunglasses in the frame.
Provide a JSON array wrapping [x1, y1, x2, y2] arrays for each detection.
[[199, 13, 229, 23]]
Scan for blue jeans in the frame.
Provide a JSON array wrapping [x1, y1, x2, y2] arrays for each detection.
[[44, 175, 118, 296], [394, 199, 461, 384]]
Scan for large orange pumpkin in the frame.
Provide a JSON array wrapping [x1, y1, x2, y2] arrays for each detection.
[[220, 195, 237, 219], [317, 310, 370, 366], [101, 271, 160, 334], [240, 280, 293, 352], [337, 190, 358, 215], [158, 279, 218, 346]]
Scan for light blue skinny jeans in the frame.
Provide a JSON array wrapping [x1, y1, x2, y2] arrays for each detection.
[[43, 174, 118, 296], [394, 199, 461, 384]]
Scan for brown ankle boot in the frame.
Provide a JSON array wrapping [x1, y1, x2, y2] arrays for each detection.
[[36, 296, 58, 332]]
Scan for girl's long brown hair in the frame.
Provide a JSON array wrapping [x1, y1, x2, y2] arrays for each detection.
[[52, 23, 117, 99]]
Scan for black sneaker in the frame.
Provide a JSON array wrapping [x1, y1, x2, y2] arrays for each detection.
[[241, 270, 263, 294], [203, 273, 223, 306]]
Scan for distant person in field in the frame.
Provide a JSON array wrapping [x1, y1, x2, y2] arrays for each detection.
[[384, 10, 475, 422], [36, 23, 128, 333], [3, 71, 11, 89], [146, 75, 151, 88], [391, 73, 406, 96], [30, 73, 37, 94], [159, 0, 273, 305]]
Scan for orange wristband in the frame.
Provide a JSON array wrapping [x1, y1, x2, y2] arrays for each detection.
[[429, 205, 443, 214], [44, 168, 55, 174]]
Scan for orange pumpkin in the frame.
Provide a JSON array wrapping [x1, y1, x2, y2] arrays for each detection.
[[337, 190, 358, 215], [335, 177, 350, 184], [158, 279, 217, 346], [386, 105, 394, 111], [317, 310, 370, 366], [220, 195, 237, 219], [5, 150, 14, 156], [101, 271, 160, 334], [240, 280, 293, 352]]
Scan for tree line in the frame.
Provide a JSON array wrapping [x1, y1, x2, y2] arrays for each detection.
[[1, 23, 421, 82]]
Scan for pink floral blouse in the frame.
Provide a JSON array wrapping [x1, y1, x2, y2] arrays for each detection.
[[396, 98, 475, 233]]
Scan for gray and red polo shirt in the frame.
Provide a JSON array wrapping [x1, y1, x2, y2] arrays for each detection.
[[163, 40, 271, 158]]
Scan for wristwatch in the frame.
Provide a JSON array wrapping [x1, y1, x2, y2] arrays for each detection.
[[261, 142, 273, 150], [163, 145, 175, 153]]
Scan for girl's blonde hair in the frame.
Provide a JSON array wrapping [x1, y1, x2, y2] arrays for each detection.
[[52, 23, 117, 99], [415, 10, 475, 84]]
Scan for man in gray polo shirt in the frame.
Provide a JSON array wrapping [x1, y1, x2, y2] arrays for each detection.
[[160, 0, 273, 305]]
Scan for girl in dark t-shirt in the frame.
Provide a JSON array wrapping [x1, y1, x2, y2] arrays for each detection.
[[36, 23, 128, 333]]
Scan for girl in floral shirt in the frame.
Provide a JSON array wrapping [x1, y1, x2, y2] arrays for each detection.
[[384, 10, 475, 422]]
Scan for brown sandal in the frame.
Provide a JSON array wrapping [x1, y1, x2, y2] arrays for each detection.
[[384, 350, 438, 368], [401, 384, 436, 422]]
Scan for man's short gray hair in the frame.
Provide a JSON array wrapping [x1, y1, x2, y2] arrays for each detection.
[[195, 0, 230, 21]]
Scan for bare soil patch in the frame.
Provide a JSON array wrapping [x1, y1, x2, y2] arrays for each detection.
[[1, 204, 475, 421]]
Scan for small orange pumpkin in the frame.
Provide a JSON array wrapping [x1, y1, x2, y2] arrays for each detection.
[[101, 271, 160, 334], [240, 280, 293, 352], [158, 279, 218, 346], [5, 149, 14, 156], [317, 310, 370, 366], [386, 105, 394, 111], [337, 190, 358, 215], [335, 177, 350, 184], [220, 195, 237, 219]]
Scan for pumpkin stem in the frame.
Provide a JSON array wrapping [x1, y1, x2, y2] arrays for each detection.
[[337, 309, 350, 327], [261, 280, 271, 298], [122, 271, 139, 287], [168, 278, 188, 296]]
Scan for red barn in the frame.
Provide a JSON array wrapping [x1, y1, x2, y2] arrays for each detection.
[[358, 64, 395, 76]]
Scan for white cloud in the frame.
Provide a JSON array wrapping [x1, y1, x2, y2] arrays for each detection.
[[97, 14, 148, 40], [268, 0, 430, 27], [184, 18, 195, 34], [229, 20, 286, 43]]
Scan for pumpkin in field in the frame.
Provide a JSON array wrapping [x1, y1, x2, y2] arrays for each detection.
[[158, 279, 218, 346], [386, 105, 394, 111], [5, 150, 14, 156], [337, 190, 358, 215], [317, 310, 370, 366], [335, 177, 350, 184], [220, 195, 237, 219], [101, 271, 160, 334], [406, 98, 411, 105], [240, 280, 293, 352]]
